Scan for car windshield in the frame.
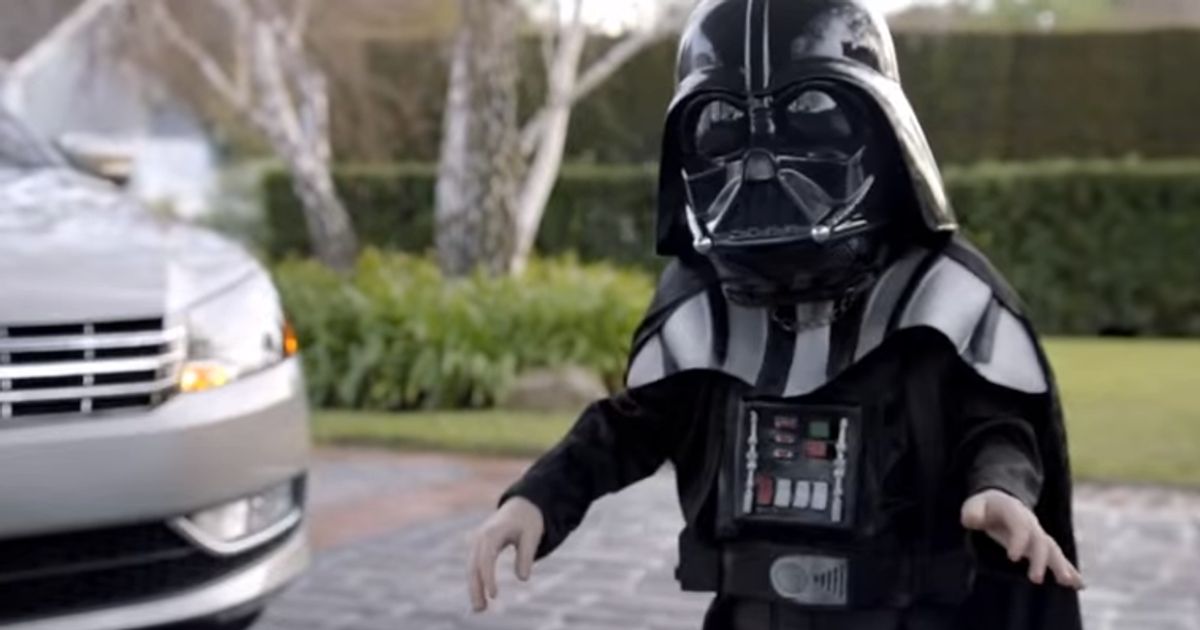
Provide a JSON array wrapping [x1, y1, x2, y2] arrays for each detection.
[[0, 106, 67, 171]]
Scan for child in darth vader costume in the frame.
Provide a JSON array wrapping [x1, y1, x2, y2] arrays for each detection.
[[467, 1, 1085, 628]]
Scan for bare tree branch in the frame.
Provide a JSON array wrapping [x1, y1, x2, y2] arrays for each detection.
[[520, 1, 691, 156], [288, 0, 316, 47], [146, 1, 250, 114], [133, 0, 357, 269]]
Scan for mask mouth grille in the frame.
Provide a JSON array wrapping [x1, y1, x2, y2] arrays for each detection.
[[686, 144, 878, 254], [719, 224, 810, 242]]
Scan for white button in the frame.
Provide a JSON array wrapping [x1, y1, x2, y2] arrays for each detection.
[[812, 482, 829, 511], [774, 478, 793, 508], [792, 481, 811, 509]]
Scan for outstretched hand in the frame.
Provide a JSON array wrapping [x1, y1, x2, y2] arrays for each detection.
[[961, 489, 1084, 590], [466, 497, 545, 612]]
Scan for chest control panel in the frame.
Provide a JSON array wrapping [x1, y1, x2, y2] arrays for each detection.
[[731, 400, 863, 530]]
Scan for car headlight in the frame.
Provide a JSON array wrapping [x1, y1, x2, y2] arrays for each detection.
[[179, 272, 298, 394]]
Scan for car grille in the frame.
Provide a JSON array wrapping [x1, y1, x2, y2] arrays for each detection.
[[0, 522, 290, 624], [0, 318, 183, 420]]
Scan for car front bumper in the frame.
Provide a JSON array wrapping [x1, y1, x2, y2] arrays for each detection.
[[0, 357, 310, 539], [0, 357, 312, 628], [4, 524, 309, 630]]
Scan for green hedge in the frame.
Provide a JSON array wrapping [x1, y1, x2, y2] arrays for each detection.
[[949, 160, 1200, 337], [265, 160, 1200, 337], [570, 30, 1200, 164], [273, 251, 652, 410], [263, 163, 662, 267], [346, 30, 1200, 164]]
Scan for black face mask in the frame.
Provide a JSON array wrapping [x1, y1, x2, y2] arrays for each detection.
[[678, 81, 902, 304]]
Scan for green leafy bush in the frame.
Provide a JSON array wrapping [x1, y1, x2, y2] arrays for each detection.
[[273, 251, 653, 410], [266, 159, 1200, 337]]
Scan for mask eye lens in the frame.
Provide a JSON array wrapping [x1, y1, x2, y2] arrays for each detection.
[[789, 90, 838, 115], [781, 89, 853, 150], [689, 99, 748, 163]]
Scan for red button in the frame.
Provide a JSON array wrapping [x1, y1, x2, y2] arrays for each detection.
[[804, 441, 829, 459], [756, 474, 775, 506]]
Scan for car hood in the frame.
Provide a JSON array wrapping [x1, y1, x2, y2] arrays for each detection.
[[0, 168, 262, 325]]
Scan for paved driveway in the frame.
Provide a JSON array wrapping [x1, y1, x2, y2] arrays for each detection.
[[259, 451, 1200, 630]]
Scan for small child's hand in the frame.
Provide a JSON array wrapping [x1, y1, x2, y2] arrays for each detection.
[[961, 489, 1085, 590], [466, 497, 545, 612]]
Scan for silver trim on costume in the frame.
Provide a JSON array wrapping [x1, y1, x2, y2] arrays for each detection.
[[662, 292, 715, 370], [744, 409, 761, 515], [783, 302, 834, 397], [760, 0, 772, 89], [856, 248, 929, 360], [972, 308, 1049, 394], [627, 335, 666, 389], [831, 416, 849, 524], [725, 301, 770, 384], [899, 258, 995, 353], [744, 0, 757, 94]]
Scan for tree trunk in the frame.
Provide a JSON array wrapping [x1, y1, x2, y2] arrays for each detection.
[[249, 15, 358, 272], [510, 21, 587, 274], [285, 149, 358, 271], [434, 0, 522, 277]]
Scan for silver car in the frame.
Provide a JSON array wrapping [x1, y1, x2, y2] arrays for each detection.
[[0, 114, 310, 629]]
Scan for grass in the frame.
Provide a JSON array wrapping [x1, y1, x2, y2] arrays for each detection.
[[312, 409, 574, 458], [1046, 338, 1200, 488], [313, 338, 1200, 487]]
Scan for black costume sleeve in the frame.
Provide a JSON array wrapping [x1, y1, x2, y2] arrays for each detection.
[[956, 372, 1045, 509], [499, 375, 694, 558]]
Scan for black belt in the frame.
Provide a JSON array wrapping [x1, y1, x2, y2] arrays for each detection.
[[720, 542, 974, 609]]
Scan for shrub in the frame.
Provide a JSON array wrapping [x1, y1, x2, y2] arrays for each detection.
[[347, 30, 1200, 164], [265, 159, 1200, 337], [273, 251, 653, 410]]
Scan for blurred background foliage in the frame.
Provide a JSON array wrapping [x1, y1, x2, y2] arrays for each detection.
[[266, 159, 1200, 339], [331, 30, 1200, 164], [274, 250, 652, 410]]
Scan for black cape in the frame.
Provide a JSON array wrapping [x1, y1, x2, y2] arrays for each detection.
[[623, 236, 1082, 630]]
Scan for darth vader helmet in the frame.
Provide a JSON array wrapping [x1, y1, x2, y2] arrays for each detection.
[[656, 0, 957, 303]]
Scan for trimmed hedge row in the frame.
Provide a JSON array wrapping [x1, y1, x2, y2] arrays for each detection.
[[349, 30, 1200, 164], [264, 160, 1200, 337]]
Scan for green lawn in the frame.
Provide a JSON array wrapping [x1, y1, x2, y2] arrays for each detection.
[[313, 409, 574, 458], [1046, 338, 1200, 487], [314, 338, 1200, 487]]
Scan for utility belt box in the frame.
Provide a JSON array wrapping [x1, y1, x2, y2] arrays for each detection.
[[719, 400, 864, 534], [719, 542, 974, 609]]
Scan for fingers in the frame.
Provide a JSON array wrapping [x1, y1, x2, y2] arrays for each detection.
[[1026, 532, 1051, 585], [1004, 516, 1033, 563], [466, 525, 510, 613], [467, 536, 488, 612], [515, 524, 539, 582], [480, 533, 502, 601], [960, 494, 988, 531], [1047, 542, 1086, 590]]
